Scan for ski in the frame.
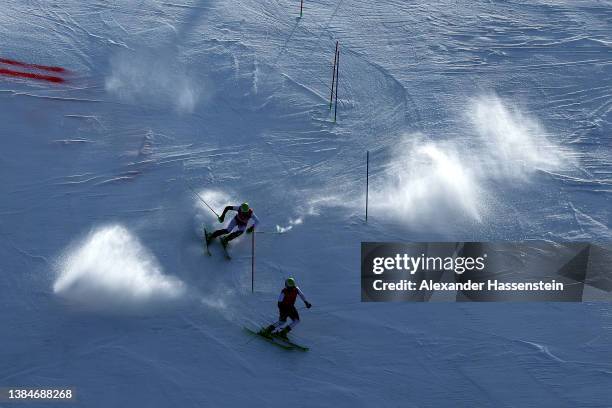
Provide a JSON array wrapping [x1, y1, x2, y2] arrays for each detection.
[[244, 327, 293, 350], [204, 228, 230, 260], [244, 327, 309, 351], [203, 228, 212, 256], [274, 334, 308, 351], [220, 239, 232, 260]]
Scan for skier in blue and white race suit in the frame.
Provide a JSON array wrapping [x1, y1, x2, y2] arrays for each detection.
[[207, 202, 259, 246]]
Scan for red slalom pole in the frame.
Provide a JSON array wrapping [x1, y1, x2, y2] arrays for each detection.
[[329, 41, 338, 110]]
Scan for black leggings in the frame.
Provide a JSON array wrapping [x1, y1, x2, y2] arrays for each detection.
[[279, 305, 300, 322], [210, 228, 243, 242]]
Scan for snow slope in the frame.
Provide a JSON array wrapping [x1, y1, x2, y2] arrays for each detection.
[[1, 0, 610, 406]]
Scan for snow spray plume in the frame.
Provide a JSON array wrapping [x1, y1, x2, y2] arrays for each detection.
[[372, 134, 483, 227], [468, 95, 570, 178], [276, 217, 303, 233], [192, 189, 235, 237], [105, 49, 199, 113], [186, 182, 220, 217], [53, 225, 185, 313], [368, 95, 573, 229]]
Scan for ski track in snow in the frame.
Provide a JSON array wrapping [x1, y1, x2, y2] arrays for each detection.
[[0, 0, 611, 407]]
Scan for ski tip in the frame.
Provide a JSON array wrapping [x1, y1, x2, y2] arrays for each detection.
[[244, 327, 298, 350]]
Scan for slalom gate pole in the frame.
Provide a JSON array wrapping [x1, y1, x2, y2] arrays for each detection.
[[329, 41, 338, 109], [334, 47, 339, 122], [300, 0, 303, 17], [185, 182, 220, 217], [251, 231, 255, 293], [366, 150, 369, 222]]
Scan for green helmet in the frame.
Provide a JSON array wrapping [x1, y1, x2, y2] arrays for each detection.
[[240, 202, 250, 213], [285, 277, 296, 288]]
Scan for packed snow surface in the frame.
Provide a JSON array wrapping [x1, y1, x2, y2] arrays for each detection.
[[1, 0, 610, 407]]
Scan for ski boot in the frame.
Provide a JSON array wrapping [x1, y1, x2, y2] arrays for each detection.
[[220, 236, 229, 248], [276, 326, 291, 340], [260, 325, 275, 337]]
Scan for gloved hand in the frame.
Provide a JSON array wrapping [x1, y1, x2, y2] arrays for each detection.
[[246, 226, 255, 234], [218, 215, 224, 223], [305, 301, 312, 309]]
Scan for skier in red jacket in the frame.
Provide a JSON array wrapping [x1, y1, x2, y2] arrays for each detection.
[[264, 277, 311, 339]]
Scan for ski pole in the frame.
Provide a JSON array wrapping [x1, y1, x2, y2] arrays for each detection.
[[184, 182, 220, 217]]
